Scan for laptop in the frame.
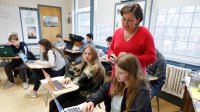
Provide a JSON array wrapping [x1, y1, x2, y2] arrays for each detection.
[[41, 70, 79, 96], [52, 94, 82, 112], [0, 47, 16, 57], [42, 69, 67, 91]]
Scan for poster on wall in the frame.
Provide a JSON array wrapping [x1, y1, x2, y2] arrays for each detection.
[[43, 16, 58, 27], [19, 7, 40, 44], [114, 0, 147, 31]]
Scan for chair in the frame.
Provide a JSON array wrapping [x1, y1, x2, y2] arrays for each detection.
[[151, 92, 160, 112], [3, 67, 29, 88], [156, 94, 160, 112]]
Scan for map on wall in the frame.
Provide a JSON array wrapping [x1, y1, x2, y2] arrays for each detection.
[[114, 0, 146, 30]]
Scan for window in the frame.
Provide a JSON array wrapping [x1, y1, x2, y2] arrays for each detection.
[[154, 5, 200, 57], [74, 0, 90, 37], [77, 11, 90, 36]]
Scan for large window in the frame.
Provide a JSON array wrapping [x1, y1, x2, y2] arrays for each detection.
[[77, 11, 90, 36], [154, 5, 200, 58], [74, 0, 90, 37]]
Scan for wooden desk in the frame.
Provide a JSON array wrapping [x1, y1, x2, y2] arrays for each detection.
[[25, 60, 50, 69], [65, 49, 82, 54], [40, 76, 79, 96], [181, 76, 200, 112], [0, 56, 20, 60]]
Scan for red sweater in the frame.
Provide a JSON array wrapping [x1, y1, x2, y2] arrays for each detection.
[[108, 26, 156, 74]]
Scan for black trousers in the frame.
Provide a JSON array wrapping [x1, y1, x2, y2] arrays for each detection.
[[32, 67, 65, 91], [4, 59, 28, 83], [49, 91, 86, 112]]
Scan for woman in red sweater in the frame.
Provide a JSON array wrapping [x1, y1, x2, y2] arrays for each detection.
[[108, 3, 156, 75]]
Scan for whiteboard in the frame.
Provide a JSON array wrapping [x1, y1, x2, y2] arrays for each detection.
[[0, 5, 23, 45]]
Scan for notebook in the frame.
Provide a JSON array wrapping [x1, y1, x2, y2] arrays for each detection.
[[0, 47, 16, 57]]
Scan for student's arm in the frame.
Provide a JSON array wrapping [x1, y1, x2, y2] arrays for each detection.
[[129, 87, 152, 112], [37, 50, 56, 67], [87, 82, 111, 106], [20, 42, 29, 57]]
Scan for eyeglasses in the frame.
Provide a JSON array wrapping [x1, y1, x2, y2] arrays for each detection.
[[122, 18, 134, 22]]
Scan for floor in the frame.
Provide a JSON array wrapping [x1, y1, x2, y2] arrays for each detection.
[[0, 68, 180, 112]]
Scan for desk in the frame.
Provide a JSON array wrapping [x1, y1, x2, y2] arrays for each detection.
[[65, 49, 82, 54], [181, 76, 200, 112], [0, 56, 20, 60], [40, 76, 79, 106], [25, 60, 50, 69], [40, 76, 79, 96]]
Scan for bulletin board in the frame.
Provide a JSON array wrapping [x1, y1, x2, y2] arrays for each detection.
[[38, 5, 62, 43], [19, 7, 40, 44]]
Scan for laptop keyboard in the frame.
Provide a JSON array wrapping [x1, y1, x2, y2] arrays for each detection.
[[52, 80, 66, 90], [64, 106, 81, 112]]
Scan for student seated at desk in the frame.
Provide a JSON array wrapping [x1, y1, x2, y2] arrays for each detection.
[[4, 34, 35, 89], [53, 34, 66, 56], [81, 53, 152, 112], [24, 39, 65, 98], [147, 49, 166, 97], [74, 33, 95, 65], [99, 36, 113, 77], [79, 33, 94, 50], [53, 34, 66, 50], [49, 45, 105, 112]]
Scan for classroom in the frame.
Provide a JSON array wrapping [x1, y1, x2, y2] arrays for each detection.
[[0, 0, 200, 112]]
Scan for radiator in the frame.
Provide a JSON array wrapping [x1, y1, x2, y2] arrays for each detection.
[[161, 64, 192, 98]]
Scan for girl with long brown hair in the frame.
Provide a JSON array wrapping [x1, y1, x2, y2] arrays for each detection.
[[82, 53, 152, 112], [49, 45, 105, 112]]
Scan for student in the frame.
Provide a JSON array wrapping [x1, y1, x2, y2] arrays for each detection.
[[147, 49, 166, 97], [74, 33, 95, 65], [82, 53, 152, 112], [108, 3, 156, 75], [106, 36, 112, 51], [53, 34, 66, 49], [24, 39, 65, 98], [4, 34, 35, 89], [100, 36, 113, 77], [49, 45, 105, 112], [79, 33, 94, 50]]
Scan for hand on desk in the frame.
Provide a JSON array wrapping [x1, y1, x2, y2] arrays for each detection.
[[61, 77, 72, 84]]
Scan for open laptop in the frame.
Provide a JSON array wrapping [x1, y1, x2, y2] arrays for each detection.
[[42, 69, 67, 91], [0, 47, 16, 57], [52, 93, 82, 112], [42, 69, 79, 95]]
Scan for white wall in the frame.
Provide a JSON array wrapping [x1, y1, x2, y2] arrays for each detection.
[[0, 0, 72, 41], [150, 0, 200, 65]]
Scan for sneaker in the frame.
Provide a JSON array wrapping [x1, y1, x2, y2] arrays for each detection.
[[24, 90, 38, 98], [22, 82, 29, 90], [4, 81, 16, 89]]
